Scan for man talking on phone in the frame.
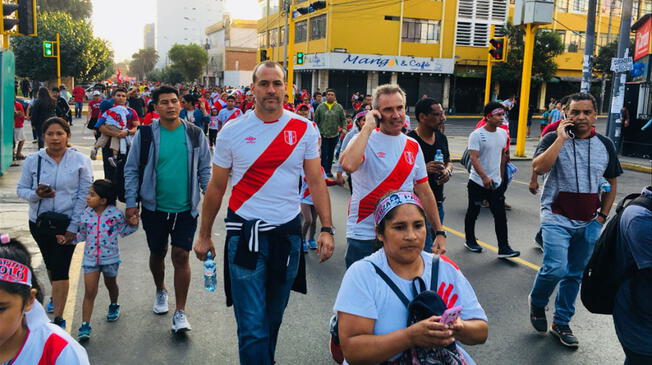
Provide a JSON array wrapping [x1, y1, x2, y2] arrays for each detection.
[[529, 92, 622, 348], [339, 84, 446, 268]]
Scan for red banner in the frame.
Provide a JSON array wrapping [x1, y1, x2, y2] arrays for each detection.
[[634, 17, 651, 61]]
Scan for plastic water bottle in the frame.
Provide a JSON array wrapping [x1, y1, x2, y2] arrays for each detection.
[[600, 178, 611, 193], [204, 252, 216, 292], [434, 149, 444, 164]]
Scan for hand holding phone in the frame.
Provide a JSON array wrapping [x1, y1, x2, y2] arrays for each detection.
[[440, 306, 462, 326], [363, 110, 381, 131], [36, 184, 55, 198]]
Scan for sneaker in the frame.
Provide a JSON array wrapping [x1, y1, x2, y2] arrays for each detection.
[[551, 323, 579, 348], [78, 322, 92, 341], [153, 289, 169, 314], [504, 203, 512, 210], [308, 238, 318, 250], [90, 148, 97, 160], [529, 296, 547, 333], [498, 247, 521, 258], [534, 231, 544, 252], [52, 317, 66, 330], [171, 310, 192, 333], [302, 240, 308, 253], [108, 156, 117, 168], [106, 303, 121, 322], [464, 242, 483, 253], [46, 297, 54, 313]]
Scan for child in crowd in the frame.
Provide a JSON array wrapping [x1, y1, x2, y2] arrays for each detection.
[[90, 89, 140, 166], [71, 179, 138, 341], [208, 107, 220, 149], [0, 234, 89, 364], [299, 171, 340, 252]]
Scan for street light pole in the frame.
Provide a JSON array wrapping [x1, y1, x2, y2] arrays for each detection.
[[55, 32, 61, 87], [605, 0, 634, 152], [484, 25, 495, 105], [287, 6, 296, 103], [515, 23, 537, 157], [580, 0, 597, 93]]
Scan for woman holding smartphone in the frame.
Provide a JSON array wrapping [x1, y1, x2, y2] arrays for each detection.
[[333, 191, 488, 364], [17, 117, 94, 329]]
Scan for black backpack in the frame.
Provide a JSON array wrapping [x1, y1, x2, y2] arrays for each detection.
[[580, 193, 652, 315], [114, 125, 153, 203]]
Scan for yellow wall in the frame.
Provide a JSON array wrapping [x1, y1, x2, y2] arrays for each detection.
[[257, 1, 624, 78]]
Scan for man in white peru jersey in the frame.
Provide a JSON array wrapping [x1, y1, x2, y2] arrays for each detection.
[[339, 84, 446, 268], [193, 61, 335, 365]]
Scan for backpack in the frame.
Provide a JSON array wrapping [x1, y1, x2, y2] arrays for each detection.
[[580, 193, 652, 315]]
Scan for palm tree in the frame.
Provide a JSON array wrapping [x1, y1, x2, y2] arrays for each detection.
[[130, 48, 159, 80]]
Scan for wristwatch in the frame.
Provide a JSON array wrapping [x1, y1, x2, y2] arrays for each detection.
[[321, 226, 336, 235], [435, 230, 447, 238], [597, 212, 608, 220]]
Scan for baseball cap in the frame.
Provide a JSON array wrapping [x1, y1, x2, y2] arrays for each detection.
[[92, 91, 102, 96]]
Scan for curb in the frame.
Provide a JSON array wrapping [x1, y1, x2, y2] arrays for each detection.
[[620, 162, 652, 174]]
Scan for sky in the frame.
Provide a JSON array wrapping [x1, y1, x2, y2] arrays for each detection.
[[91, 0, 261, 62]]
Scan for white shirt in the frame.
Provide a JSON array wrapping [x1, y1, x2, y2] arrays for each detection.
[[347, 130, 428, 240], [9, 301, 90, 364], [214, 109, 320, 224], [467, 127, 508, 187], [334, 249, 487, 364]]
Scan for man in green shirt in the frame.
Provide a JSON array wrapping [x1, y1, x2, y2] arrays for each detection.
[[124, 85, 212, 334], [314, 88, 346, 177]]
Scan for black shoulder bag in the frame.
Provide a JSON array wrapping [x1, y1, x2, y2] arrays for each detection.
[[34, 156, 72, 236]]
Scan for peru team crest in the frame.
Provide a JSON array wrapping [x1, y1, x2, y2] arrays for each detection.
[[404, 151, 415, 165], [284, 130, 298, 145]]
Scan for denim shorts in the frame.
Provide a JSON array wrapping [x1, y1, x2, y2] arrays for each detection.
[[82, 262, 120, 277]]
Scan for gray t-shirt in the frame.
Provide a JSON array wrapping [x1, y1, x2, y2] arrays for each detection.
[[468, 127, 507, 187], [535, 132, 622, 228]]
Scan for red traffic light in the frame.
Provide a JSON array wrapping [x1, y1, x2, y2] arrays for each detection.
[[489, 38, 505, 61]]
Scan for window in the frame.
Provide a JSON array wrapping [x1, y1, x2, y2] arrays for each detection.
[[280, 27, 286, 46], [270, 28, 278, 47], [402, 18, 440, 43], [257, 32, 267, 48], [456, 0, 508, 47], [556, 0, 569, 12], [295, 20, 307, 42], [564, 31, 584, 53], [570, 0, 588, 13], [310, 14, 327, 40]]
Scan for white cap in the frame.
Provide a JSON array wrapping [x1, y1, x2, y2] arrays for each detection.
[[92, 91, 102, 96]]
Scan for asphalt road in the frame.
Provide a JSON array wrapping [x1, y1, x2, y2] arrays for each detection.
[[10, 117, 650, 365]]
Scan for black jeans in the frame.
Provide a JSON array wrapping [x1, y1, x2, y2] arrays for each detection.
[[623, 346, 652, 365], [464, 180, 509, 249], [320, 136, 339, 175]]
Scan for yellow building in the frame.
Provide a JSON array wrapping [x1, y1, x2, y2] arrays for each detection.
[[257, 0, 652, 113]]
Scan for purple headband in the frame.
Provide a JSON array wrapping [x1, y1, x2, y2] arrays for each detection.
[[374, 192, 424, 226]]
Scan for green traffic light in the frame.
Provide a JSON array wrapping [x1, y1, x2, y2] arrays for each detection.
[[297, 52, 304, 65]]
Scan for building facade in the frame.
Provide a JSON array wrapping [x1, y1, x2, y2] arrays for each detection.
[[144, 23, 155, 49], [257, 0, 651, 113], [155, 0, 225, 68], [205, 17, 258, 87]]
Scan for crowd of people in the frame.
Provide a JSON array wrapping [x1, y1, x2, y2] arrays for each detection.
[[2, 61, 650, 365]]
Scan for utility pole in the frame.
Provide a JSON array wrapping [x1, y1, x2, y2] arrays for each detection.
[[515, 23, 537, 157], [605, 0, 633, 152], [580, 0, 598, 93], [55, 32, 61, 87], [484, 25, 495, 105], [286, 5, 296, 102], [283, 0, 289, 68]]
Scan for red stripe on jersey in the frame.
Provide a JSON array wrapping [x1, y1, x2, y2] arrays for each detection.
[[356, 139, 420, 223], [303, 188, 310, 199], [38, 333, 68, 365], [227, 109, 241, 121], [440, 254, 460, 270], [416, 176, 428, 184], [229, 119, 308, 212]]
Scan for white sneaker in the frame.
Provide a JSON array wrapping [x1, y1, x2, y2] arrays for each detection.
[[171, 310, 191, 333], [153, 289, 169, 314]]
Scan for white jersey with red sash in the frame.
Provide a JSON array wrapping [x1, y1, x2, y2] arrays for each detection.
[[8, 301, 89, 365], [214, 109, 320, 224], [217, 107, 242, 127], [347, 130, 428, 240]]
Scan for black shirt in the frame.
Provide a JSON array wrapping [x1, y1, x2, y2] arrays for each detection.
[[407, 129, 450, 202], [128, 97, 145, 118]]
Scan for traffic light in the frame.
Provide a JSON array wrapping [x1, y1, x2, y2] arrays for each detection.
[[311, 1, 326, 10], [2, 1, 36, 35], [489, 37, 507, 62], [2, 3, 19, 33], [296, 52, 304, 65], [43, 41, 54, 57]]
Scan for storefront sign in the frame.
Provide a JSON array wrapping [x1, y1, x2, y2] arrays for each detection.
[[296, 52, 455, 74], [634, 17, 651, 61]]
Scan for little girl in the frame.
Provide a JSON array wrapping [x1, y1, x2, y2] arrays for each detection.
[[72, 179, 138, 341], [208, 107, 220, 149], [300, 169, 340, 252], [0, 234, 89, 364]]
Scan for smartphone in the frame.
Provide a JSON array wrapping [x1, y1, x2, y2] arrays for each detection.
[[440, 306, 462, 326], [564, 122, 576, 138], [39, 183, 52, 192]]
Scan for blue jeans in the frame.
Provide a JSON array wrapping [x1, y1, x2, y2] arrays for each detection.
[[424, 203, 444, 253], [74, 101, 83, 118], [227, 234, 301, 365], [345, 238, 376, 268], [529, 221, 603, 325]]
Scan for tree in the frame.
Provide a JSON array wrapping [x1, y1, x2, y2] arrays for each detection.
[[147, 66, 184, 85], [12, 11, 113, 82], [168, 43, 208, 82], [40, 0, 93, 19], [130, 48, 159, 80], [493, 23, 565, 83]]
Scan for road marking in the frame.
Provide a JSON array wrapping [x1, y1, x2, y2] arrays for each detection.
[[63, 243, 84, 333], [442, 225, 541, 272]]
